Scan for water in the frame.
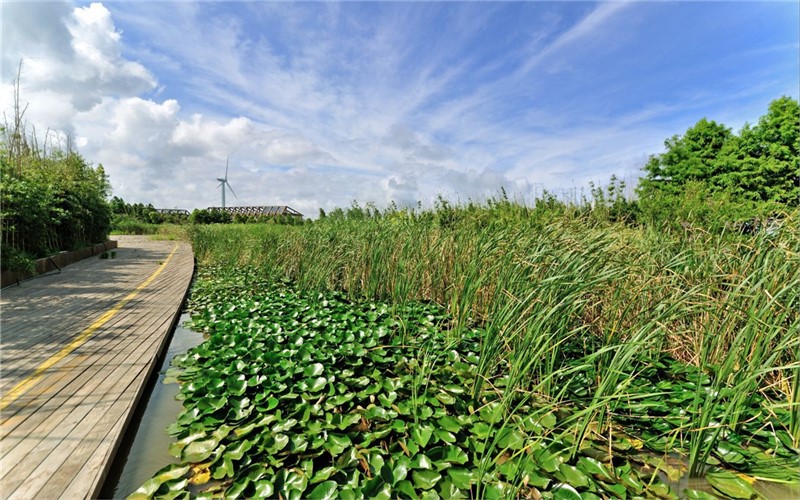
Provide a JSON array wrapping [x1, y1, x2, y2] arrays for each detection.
[[100, 313, 204, 499]]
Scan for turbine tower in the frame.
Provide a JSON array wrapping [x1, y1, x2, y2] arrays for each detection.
[[217, 156, 238, 208]]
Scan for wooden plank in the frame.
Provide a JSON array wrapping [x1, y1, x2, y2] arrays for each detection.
[[0, 235, 194, 499]]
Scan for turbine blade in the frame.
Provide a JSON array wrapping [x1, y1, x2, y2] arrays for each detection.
[[225, 155, 229, 180], [227, 182, 239, 199]]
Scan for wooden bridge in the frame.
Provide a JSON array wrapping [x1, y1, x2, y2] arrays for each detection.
[[0, 236, 194, 499], [206, 205, 303, 218]]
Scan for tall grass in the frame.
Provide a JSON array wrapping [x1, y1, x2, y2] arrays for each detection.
[[189, 202, 799, 480]]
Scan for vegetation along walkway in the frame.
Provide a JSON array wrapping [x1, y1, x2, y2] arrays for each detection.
[[0, 236, 194, 499]]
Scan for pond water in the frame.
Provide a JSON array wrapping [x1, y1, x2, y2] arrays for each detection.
[[100, 313, 204, 499]]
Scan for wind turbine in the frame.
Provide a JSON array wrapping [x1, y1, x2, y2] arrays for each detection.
[[217, 156, 238, 208]]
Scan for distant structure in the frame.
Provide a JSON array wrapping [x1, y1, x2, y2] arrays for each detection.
[[207, 205, 303, 219], [154, 209, 190, 216], [216, 156, 238, 208]]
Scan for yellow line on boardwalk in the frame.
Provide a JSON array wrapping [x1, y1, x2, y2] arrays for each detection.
[[0, 244, 180, 414]]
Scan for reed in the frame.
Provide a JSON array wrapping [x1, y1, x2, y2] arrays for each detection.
[[188, 202, 799, 490]]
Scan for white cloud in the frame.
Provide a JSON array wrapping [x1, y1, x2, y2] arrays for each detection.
[[3, 1, 794, 217]]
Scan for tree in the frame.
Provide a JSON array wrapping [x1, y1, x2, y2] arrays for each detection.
[[717, 96, 799, 205], [639, 118, 733, 197], [638, 96, 799, 207]]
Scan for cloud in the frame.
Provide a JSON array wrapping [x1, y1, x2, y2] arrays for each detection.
[[2, 1, 796, 217]]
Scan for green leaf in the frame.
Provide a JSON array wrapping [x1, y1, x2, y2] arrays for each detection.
[[556, 463, 590, 488], [181, 438, 218, 463], [411, 424, 434, 448], [411, 454, 433, 470], [393, 456, 411, 483], [228, 374, 247, 396], [437, 416, 462, 433], [447, 468, 473, 490], [683, 488, 719, 499], [307, 480, 338, 500], [253, 480, 274, 498], [577, 456, 614, 482], [533, 448, 561, 473], [324, 434, 351, 455], [311, 466, 337, 484], [706, 470, 757, 499], [307, 376, 328, 392], [395, 480, 419, 500], [442, 446, 468, 465], [412, 470, 442, 490], [551, 483, 582, 500], [497, 429, 525, 450], [483, 481, 513, 500], [434, 429, 457, 444], [304, 363, 325, 377], [130, 464, 190, 498], [479, 402, 504, 424]]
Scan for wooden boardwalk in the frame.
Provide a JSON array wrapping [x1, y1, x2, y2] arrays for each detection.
[[0, 236, 194, 499]]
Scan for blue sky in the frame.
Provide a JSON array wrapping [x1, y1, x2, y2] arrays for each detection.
[[2, 1, 798, 215]]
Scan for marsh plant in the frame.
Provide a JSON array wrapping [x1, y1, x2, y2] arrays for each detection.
[[136, 200, 798, 499]]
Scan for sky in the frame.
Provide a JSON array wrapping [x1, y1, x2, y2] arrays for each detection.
[[2, 1, 798, 216]]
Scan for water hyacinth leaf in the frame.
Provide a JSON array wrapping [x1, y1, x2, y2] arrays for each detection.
[[550, 483, 582, 500], [380, 463, 395, 484], [600, 480, 627, 498], [130, 464, 190, 498], [362, 477, 392, 500], [307, 376, 328, 392], [168, 430, 207, 457], [252, 479, 275, 498], [304, 362, 325, 377], [471, 422, 492, 439], [577, 456, 614, 482], [443, 384, 465, 395], [228, 375, 247, 396], [618, 469, 645, 494], [311, 466, 337, 484], [378, 392, 398, 407], [706, 470, 757, 499], [264, 396, 279, 411], [369, 453, 386, 473], [225, 477, 250, 499], [557, 464, 591, 488], [336, 447, 360, 469], [412, 470, 442, 490], [683, 488, 719, 499], [443, 446, 469, 464], [279, 469, 309, 495], [437, 416, 462, 433], [646, 481, 671, 498], [447, 468, 474, 489], [480, 402, 504, 424], [224, 439, 253, 460], [307, 480, 338, 500], [411, 424, 435, 447], [267, 433, 289, 454], [534, 448, 562, 473], [393, 456, 411, 483], [483, 481, 513, 500], [497, 429, 526, 450], [324, 433, 351, 455], [212, 456, 234, 480], [272, 418, 298, 433], [395, 480, 420, 500], [181, 438, 219, 463], [436, 391, 456, 405], [434, 429, 457, 444]]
